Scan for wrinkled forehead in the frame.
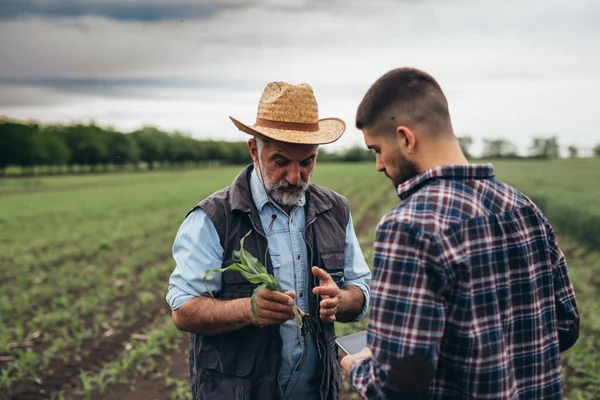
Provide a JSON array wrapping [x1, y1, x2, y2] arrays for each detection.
[[263, 140, 319, 160]]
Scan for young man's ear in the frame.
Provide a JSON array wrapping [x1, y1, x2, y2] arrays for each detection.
[[396, 126, 417, 153]]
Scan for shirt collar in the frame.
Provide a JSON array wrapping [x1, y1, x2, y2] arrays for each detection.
[[250, 168, 306, 213], [396, 163, 496, 200]]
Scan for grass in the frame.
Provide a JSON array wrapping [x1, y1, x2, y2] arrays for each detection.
[[0, 159, 599, 399], [488, 158, 600, 249]]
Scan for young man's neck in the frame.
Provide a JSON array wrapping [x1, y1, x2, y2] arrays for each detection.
[[417, 139, 469, 173]]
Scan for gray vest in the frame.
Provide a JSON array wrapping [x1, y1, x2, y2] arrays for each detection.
[[187, 165, 349, 400]]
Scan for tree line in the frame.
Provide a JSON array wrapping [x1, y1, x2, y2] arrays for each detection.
[[458, 136, 600, 159], [1, 120, 599, 176], [0, 120, 377, 176]]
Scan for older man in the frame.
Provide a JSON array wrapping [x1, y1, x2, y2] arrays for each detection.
[[341, 67, 579, 399], [166, 81, 371, 400]]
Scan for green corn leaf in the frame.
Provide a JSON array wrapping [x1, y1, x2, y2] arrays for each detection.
[[265, 281, 282, 292], [202, 268, 224, 298], [250, 283, 267, 324], [237, 231, 268, 276], [242, 271, 277, 285], [202, 264, 270, 291]]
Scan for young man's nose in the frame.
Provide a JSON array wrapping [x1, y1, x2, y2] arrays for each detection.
[[376, 154, 385, 172]]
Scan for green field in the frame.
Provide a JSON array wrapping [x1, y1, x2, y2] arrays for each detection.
[[0, 159, 599, 400]]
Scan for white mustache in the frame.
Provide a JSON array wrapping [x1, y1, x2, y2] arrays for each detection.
[[273, 180, 307, 191]]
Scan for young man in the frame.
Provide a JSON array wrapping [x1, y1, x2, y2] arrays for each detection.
[[341, 68, 579, 399], [166, 81, 371, 400]]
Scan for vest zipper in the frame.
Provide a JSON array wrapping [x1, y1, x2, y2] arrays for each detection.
[[304, 217, 318, 291]]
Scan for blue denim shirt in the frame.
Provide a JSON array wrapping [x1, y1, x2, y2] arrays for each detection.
[[166, 169, 371, 399]]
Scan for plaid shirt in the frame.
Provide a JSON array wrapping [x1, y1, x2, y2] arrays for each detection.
[[350, 164, 579, 399]]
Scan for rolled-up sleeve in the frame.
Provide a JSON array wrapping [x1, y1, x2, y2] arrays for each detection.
[[343, 213, 372, 322], [165, 208, 224, 311]]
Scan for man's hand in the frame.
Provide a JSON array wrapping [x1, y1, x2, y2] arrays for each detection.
[[312, 266, 341, 323], [341, 347, 373, 377], [252, 288, 296, 326]]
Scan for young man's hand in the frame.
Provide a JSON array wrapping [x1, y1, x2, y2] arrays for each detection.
[[341, 347, 373, 376]]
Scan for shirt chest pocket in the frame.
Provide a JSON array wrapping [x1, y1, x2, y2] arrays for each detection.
[[320, 251, 345, 286], [270, 253, 282, 282]]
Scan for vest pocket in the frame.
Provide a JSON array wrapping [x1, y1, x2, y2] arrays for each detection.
[[196, 345, 256, 400], [320, 251, 345, 286], [222, 269, 255, 299]]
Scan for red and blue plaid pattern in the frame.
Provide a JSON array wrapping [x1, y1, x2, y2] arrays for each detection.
[[350, 164, 578, 399]]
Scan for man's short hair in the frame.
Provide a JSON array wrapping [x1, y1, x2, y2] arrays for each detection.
[[252, 135, 270, 155], [355, 67, 452, 136]]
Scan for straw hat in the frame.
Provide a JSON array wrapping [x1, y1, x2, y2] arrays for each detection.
[[229, 81, 346, 145]]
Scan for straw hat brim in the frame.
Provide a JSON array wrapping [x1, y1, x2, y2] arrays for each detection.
[[229, 116, 346, 145]]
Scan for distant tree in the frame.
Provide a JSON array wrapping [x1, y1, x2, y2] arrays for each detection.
[[164, 133, 192, 167], [457, 136, 474, 158], [227, 141, 252, 164], [594, 144, 600, 157], [204, 140, 232, 163], [0, 122, 16, 175], [40, 126, 71, 174], [568, 145, 578, 158], [529, 136, 560, 159], [131, 126, 167, 170], [62, 124, 109, 172], [317, 148, 343, 162], [342, 146, 376, 162], [191, 140, 208, 166], [108, 131, 140, 170], [0, 122, 44, 174], [482, 139, 517, 158]]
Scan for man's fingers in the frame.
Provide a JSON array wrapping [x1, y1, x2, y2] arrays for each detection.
[[341, 347, 373, 376], [259, 298, 294, 314], [259, 288, 294, 305], [284, 290, 297, 300], [313, 286, 338, 297], [341, 355, 352, 376], [311, 266, 332, 283], [320, 301, 338, 315], [320, 298, 339, 309], [320, 307, 337, 316], [257, 309, 295, 322], [320, 314, 336, 323]]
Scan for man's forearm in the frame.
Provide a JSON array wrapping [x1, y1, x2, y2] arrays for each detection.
[[172, 296, 252, 335], [336, 285, 365, 322]]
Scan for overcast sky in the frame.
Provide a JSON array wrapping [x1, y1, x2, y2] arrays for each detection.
[[1, 0, 599, 155]]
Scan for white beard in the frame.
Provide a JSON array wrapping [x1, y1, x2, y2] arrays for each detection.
[[257, 162, 308, 208], [268, 180, 307, 207]]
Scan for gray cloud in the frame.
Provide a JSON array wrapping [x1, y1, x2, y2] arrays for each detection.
[[0, 0, 598, 153], [0, 0, 239, 22], [0, 76, 265, 101]]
